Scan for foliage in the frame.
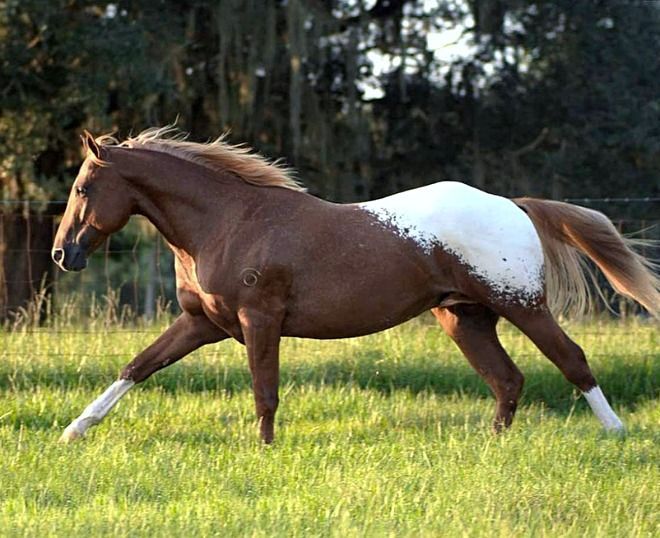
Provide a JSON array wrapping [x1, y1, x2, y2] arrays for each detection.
[[2, 1, 659, 202], [0, 0, 171, 199]]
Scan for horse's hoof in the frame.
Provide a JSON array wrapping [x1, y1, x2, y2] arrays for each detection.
[[59, 426, 83, 443]]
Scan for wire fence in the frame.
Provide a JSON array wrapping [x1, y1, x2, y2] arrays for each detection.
[[0, 208, 176, 325], [0, 197, 658, 331]]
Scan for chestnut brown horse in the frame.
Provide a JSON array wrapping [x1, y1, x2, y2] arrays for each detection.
[[53, 127, 659, 443]]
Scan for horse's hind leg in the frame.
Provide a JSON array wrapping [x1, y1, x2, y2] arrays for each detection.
[[432, 304, 524, 432], [503, 307, 624, 432]]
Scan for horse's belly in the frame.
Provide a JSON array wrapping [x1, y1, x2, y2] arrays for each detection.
[[283, 290, 435, 339], [359, 181, 545, 304], [282, 250, 441, 339]]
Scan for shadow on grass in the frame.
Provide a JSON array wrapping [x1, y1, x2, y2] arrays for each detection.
[[2, 347, 657, 412]]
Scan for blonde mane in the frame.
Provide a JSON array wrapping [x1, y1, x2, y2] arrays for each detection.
[[89, 126, 305, 192]]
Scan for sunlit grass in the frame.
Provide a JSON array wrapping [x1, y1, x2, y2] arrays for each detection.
[[1, 317, 658, 536]]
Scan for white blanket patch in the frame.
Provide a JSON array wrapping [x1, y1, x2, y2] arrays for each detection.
[[359, 181, 545, 303]]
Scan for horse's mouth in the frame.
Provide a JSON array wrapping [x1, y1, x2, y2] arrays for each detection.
[[52, 245, 88, 272]]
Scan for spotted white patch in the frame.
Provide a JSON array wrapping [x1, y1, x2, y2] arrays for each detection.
[[60, 379, 134, 441], [359, 181, 545, 303], [583, 386, 625, 432]]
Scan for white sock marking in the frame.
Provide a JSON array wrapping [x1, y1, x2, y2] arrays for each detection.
[[583, 385, 624, 431], [62, 379, 135, 439]]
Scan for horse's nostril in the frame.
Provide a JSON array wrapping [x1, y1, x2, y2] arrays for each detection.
[[52, 248, 64, 263]]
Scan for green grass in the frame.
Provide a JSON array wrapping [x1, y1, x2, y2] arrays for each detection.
[[1, 317, 658, 536]]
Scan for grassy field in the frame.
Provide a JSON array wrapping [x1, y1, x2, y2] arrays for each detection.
[[0, 316, 658, 536]]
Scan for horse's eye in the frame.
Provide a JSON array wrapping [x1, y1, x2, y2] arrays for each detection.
[[76, 186, 88, 197]]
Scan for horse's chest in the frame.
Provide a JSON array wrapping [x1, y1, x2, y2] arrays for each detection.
[[172, 249, 240, 331]]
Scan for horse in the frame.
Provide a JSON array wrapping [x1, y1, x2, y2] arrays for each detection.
[[52, 127, 659, 444]]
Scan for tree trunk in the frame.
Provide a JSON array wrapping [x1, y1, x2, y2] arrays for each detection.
[[0, 208, 55, 322]]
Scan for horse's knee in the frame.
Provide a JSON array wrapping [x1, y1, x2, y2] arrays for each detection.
[[255, 391, 279, 418], [507, 369, 525, 399], [494, 368, 524, 403]]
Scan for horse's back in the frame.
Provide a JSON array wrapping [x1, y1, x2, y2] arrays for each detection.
[[359, 181, 545, 304]]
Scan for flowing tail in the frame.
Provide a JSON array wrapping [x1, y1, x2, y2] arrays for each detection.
[[514, 198, 660, 318]]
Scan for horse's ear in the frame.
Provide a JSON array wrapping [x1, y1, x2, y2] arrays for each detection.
[[81, 130, 101, 159]]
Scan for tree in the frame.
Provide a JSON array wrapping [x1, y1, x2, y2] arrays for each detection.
[[1, 0, 658, 318]]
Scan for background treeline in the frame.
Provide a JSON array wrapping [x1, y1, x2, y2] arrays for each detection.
[[3, 0, 660, 201], [1, 0, 659, 319]]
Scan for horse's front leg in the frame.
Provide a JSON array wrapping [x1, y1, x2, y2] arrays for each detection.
[[238, 307, 283, 444], [60, 313, 227, 442]]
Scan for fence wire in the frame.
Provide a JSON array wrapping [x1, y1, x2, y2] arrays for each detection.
[[1, 198, 658, 331]]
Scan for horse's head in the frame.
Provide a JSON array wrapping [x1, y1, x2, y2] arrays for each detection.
[[52, 132, 133, 271]]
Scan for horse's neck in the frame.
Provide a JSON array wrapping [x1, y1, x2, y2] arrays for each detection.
[[120, 149, 249, 255]]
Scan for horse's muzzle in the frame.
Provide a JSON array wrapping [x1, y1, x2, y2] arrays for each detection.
[[52, 244, 88, 272]]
